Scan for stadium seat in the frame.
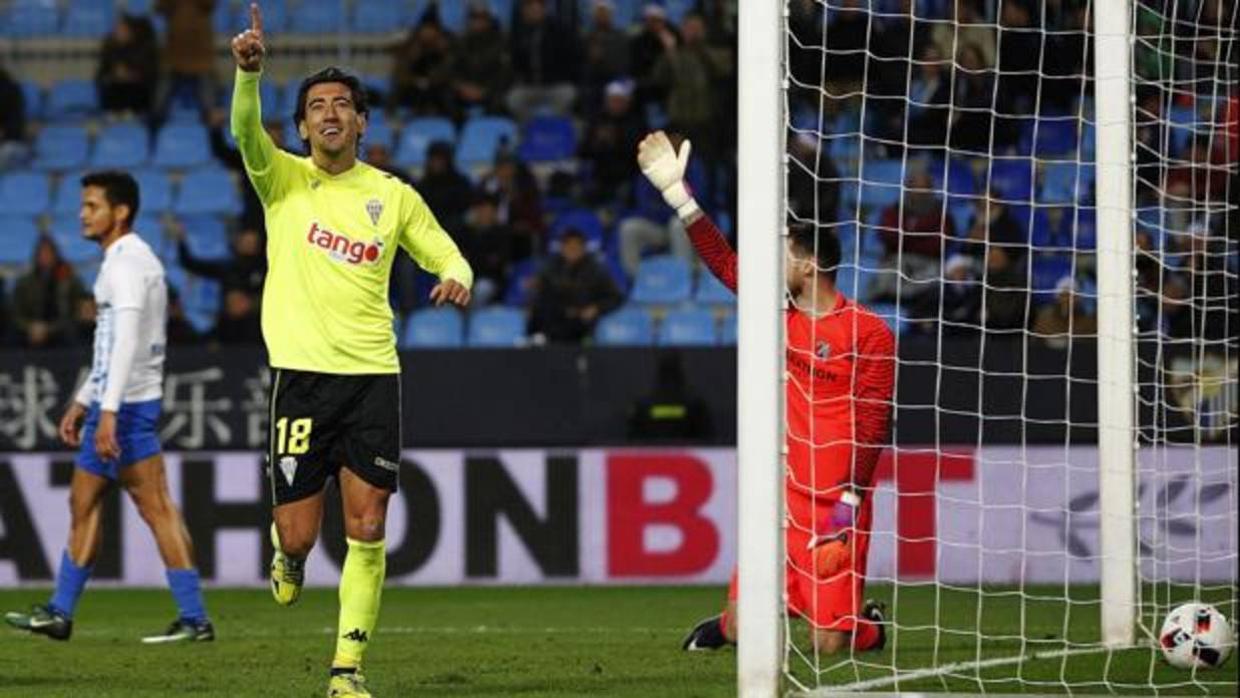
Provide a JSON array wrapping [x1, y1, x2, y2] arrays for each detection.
[[402, 307, 465, 348], [63, 1, 113, 38], [289, 0, 346, 34], [20, 81, 44, 121], [50, 217, 96, 265], [467, 306, 527, 347], [211, 0, 235, 33], [91, 123, 150, 169], [694, 271, 735, 305], [31, 125, 90, 171], [46, 80, 97, 119], [629, 255, 692, 305], [1080, 122, 1096, 161], [1030, 255, 1075, 305], [1039, 162, 1094, 204], [518, 116, 577, 162], [179, 214, 230, 261], [0, 216, 41, 265], [173, 169, 238, 215], [502, 258, 540, 306], [394, 117, 456, 169], [351, 2, 408, 33], [987, 158, 1035, 202], [594, 306, 654, 346], [362, 119, 397, 153], [720, 311, 738, 345], [132, 213, 164, 244], [1018, 118, 1079, 158], [929, 156, 979, 196], [50, 171, 84, 214], [549, 208, 606, 251], [665, 0, 696, 24], [133, 169, 173, 215], [658, 307, 718, 346], [455, 117, 519, 172], [0, 172, 51, 215], [123, 0, 155, 14], [153, 123, 211, 168], [2, 3, 58, 38]]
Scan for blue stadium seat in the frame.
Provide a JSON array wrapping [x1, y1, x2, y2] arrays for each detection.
[[1030, 255, 1075, 305], [594, 306, 654, 346], [123, 0, 155, 14], [455, 117, 519, 172], [402, 307, 465, 348], [132, 213, 164, 244], [179, 214, 230, 260], [720, 311, 737, 345], [20, 81, 44, 120], [394, 117, 456, 169], [289, 0, 346, 34], [351, 2, 407, 33], [1039, 162, 1094, 204], [362, 119, 397, 153], [629, 254, 692, 305], [32, 125, 90, 171], [929, 156, 979, 196], [153, 123, 211, 168], [1073, 207, 1097, 250], [2, 3, 58, 38], [694, 271, 735, 305], [467, 306, 527, 347], [519, 116, 576, 162], [174, 169, 237, 215], [665, 0, 696, 24], [502, 257, 540, 306], [211, 0, 235, 33], [0, 216, 42, 265], [987, 158, 1035, 202], [1018, 118, 1078, 158], [549, 208, 606, 251], [658, 307, 718, 346], [0, 172, 51, 215], [91, 123, 150, 169], [50, 171, 84, 214], [1079, 123, 1096, 161], [46, 80, 97, 119], [63, 1, 113, 38], [133, 169, 173, 215], [50, 218, 96, 265]]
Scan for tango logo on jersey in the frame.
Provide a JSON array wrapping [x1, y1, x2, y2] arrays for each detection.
[[306, 222, 383, 265]]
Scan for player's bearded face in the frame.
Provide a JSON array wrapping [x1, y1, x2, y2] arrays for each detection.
[[300, 82, 366, 158], [785, 241, 812, 295], [79, 186, 119, 241]]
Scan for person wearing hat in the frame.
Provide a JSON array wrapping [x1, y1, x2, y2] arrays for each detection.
[[1033, 275, 1097, 349], [581, 79, 647, 204]]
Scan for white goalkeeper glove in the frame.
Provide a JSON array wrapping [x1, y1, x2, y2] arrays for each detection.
[[638, 130, 700, 218]]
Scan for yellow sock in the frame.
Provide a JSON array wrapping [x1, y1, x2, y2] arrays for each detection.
[[333, 538, 386, 669]]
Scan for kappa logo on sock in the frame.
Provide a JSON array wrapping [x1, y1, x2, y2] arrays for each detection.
[[279, 456, 297, 486], [342, 628, 369, 643]]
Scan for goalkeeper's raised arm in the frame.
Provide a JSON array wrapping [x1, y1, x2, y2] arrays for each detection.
[[638, 130, 737, 291]]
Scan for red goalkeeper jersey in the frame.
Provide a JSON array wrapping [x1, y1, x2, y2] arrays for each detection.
[[684, 215, 896, 499]]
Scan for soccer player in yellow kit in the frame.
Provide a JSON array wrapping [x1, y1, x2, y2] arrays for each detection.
[[230, 6, 471, 697]]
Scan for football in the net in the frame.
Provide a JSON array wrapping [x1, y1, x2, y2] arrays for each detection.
[[1159, 603, 1234, 670]]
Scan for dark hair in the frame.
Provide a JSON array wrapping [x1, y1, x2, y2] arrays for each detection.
[[788, 223, 841, 281], [293, 66, 370, 152], [80, 170, 140, 226]]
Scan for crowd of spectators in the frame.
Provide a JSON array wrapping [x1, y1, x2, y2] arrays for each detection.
[[0, 0, 1235, 352]]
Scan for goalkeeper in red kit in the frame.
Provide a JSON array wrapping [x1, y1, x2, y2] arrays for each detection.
[[636, 132, 896, 655]]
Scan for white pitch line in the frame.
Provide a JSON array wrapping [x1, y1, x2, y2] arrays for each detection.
[[797, 644, 1128, 695]]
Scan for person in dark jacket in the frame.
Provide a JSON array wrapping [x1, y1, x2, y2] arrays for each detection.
[[9, 236, 90, 348], [96, 13, 160, 116], [529, 229, 622, 343], [506, 0, 579, 120]]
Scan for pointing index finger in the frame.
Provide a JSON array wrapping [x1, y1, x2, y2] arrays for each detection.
[[250, 3, 263, 36]]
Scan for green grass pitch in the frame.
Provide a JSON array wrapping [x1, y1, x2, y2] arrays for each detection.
[[0, 586, 1234, 696]]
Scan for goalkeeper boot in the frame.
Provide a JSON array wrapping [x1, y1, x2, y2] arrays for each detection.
[[681, 614, 733, 651], [862, 599, 888, 651], [327, 669, 372, 698], [141, 618, 215, 644], [4, 604, 72, 641], [270, 523, 305, 607]]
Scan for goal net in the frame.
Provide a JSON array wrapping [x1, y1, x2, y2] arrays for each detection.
[[746, 0, 1239, 694]]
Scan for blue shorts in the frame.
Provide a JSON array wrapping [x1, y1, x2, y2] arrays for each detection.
[[77, 399, 163, 480]]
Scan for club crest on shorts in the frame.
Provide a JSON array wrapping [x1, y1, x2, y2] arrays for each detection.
[[278, 456, 298, 486], [365, 198, 383, 226], [815, 340, 831, 360]]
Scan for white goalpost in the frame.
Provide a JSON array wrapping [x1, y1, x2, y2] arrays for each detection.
[[738, 0, 1237, 695]]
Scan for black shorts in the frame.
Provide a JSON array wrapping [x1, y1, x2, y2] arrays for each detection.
[[266, 368, 401, 506]]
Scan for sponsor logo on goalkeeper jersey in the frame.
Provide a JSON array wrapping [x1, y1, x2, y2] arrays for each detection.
[[306, 221, 383, 265], [786, 347, 840, 384]]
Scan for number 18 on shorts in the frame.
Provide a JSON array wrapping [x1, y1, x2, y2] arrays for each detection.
[[267, 369, 403, 505]]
